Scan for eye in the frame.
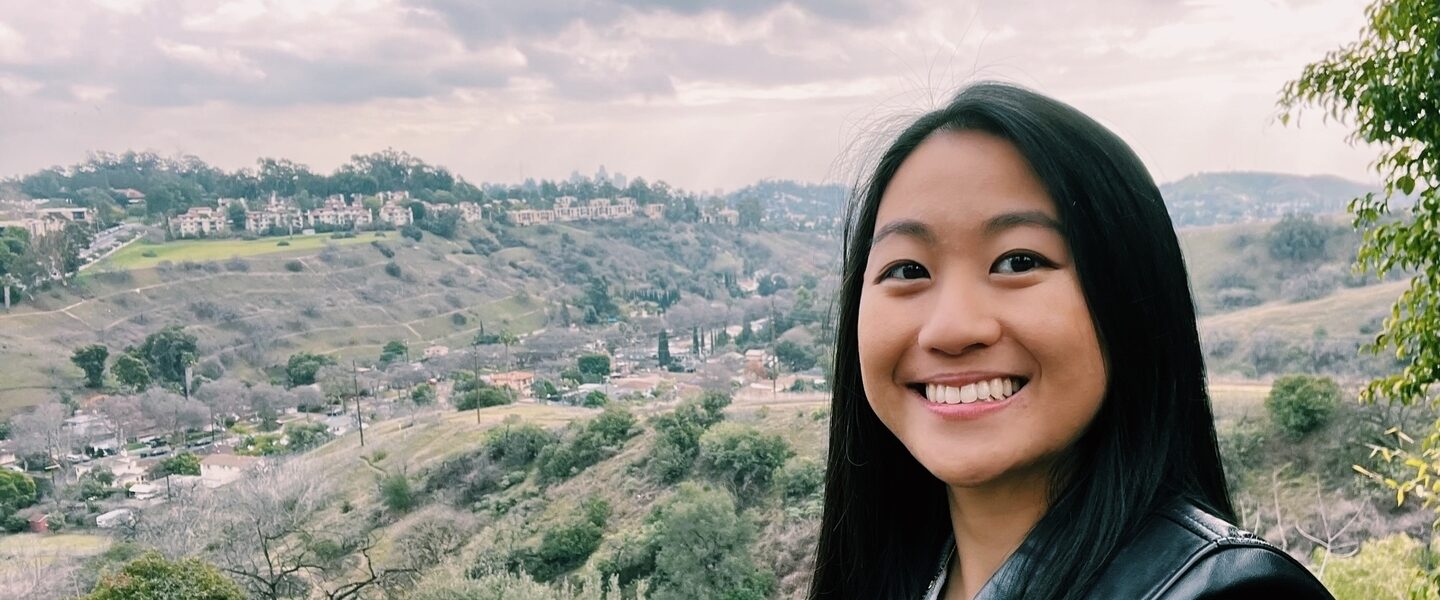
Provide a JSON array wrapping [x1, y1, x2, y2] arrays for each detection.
[[992, 252, 1049, 274], [879, 261, 930, 281]]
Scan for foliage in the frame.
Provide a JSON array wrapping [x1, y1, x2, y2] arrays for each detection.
[[1266, 213, 1331, 262], [411, 383, 436, 405], [154, 452, 202, 477], [384, 261, 403, 278], [455, 387, 516, 411], [113, 353, 152, 391], [698, 423, 794, 497], [1280, 0, 1440, 509], [1265, 374, 1342, 438], [486, 422, 557, 470], [646, 393, 730, 483], [285, 352, 335, 386], [1316, 534, 1437, 600], [72, 344, 110, 388], [0, 470, 37, 511], [380, 340, 408, 364], [577, 354, 612, 379], [284, 259, 304, 272], [513, 497, 611, 582], [647, 483, 774, 600], [538, 406, 638, 482], [774, 340, 817, 372], [138, 326, 199, 386], [380, 472, 416, 513], [83, 551, 245, 600], [583, 390, 609, 408], [779, 457, 824, 502], [657, 329, 671, 367], [283, 421, 332, 452]]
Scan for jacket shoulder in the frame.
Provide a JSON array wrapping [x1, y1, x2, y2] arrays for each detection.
[[1086, 499, 1334, 599]]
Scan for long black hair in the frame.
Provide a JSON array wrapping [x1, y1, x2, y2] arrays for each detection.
[[809, 82, 1235, 600]]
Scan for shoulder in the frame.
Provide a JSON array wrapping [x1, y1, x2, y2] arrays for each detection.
[[1086, 498, 1334, 600]]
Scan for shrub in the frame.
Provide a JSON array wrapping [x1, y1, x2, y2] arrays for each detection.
[[513, 497, 610, 582], [646, 483, 774, 600], [699, 423, 794, 497], [371, 241, 395, 258], [1265, 374, 1341, 438], [277, 240, 290, 246], [538, 406, 638, 482], [1317, 534, 1431, 600], [83, 551, 245, 600], [380, 473, 416, 513], [455, 387, 515, 411], [384, 262, 402, 278], [140, 249, 158, 257], [284, 260, 304, 272], [582, 390, 608, 408], [779, 457, 824, 501]]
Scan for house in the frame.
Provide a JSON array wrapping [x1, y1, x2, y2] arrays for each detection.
[[172, 206, 231, 238], [642, 203, 665, 219], [307, 196, 373, 229], [485, 371, 535, 397], [456, 202, 484, 222], [0, 216, 70, 238], [111, 458, 149, 487], [200, 453, 262, 488], [246, 196, 306, 233], [36, 206, 93, 223], [378, 202, 413, 227], [112, 188, 146, 205], [96, 508, 136, 529], [508, 209, 555, 227]]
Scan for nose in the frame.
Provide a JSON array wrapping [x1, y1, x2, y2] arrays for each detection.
[[915, 277, 1003, 356]]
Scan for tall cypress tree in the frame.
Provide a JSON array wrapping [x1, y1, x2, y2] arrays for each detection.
[[658, 329, 671, 367]]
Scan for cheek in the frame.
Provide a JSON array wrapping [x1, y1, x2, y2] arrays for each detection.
[[856, 292, 906, 399]]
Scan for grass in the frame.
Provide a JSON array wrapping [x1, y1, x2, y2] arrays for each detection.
[[95, 232, 385, 271]]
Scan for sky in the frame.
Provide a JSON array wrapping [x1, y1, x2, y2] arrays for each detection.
[[0, 0, 1380, 192]]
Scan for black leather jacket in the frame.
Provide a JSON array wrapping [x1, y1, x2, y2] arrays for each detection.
[[929, 498, 1335, 599]]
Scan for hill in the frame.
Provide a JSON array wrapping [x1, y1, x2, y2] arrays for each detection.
[[1160, 171, 1378, 227], [0, 220, 841, 416]]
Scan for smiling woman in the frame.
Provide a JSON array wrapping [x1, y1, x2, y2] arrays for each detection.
[[809, 83, 1334, 600]]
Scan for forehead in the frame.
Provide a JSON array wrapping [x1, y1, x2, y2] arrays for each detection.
[[875, 129, 1057, 228]]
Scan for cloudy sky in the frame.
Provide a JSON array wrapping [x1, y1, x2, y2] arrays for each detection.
[[0, 0, 1378, 192]]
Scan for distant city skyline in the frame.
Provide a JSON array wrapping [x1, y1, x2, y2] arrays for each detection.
[[0, 0, 1380, 192]]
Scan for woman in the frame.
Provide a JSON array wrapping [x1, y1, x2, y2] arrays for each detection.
[[809, 83, 1333, 599]]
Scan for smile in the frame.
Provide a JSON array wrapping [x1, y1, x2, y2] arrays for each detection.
[[911, 377, 1028, 405]]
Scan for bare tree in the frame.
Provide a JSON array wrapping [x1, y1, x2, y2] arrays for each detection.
[[95, 395, 143, 452], [11, 403, 69, 471]]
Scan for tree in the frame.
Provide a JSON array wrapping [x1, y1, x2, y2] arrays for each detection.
[[84, 552, 246, 600], [72, 344, 110, 388], [0, 470, 37, 511], [139, 326, 199, 387], [454, 387, 514, 411], [577, 354, 611, 380], [380, 340, 408, 365], [285, 352, 335, 387], [153, 452, 202, 478], [698, 423, 794, 498], [657, 329, 672, 367], [227, 203, 247, 231], [774, 340, 817, 371], [1280, 0, 1440, 508], [647, 483, 774, 600], [1266, 213, 1330, 262], [410, 384, 435, 405], [113, 353, 151, 391], [499, 330, 519, 367], [583, 390, 609, 408], [283, 422, 332, 452]]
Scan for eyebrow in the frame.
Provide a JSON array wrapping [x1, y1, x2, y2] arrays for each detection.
[[871, 210, 1062, 248]]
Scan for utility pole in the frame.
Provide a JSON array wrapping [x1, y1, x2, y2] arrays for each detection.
[[352, 360, 365, 447]]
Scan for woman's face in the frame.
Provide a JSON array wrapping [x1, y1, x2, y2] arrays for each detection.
[[858, 129, 1107, 489]]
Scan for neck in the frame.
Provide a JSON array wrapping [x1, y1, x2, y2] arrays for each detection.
[[943, 467, 1053, 600]]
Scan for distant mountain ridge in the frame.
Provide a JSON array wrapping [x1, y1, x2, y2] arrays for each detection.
[[1159, 171, 1377, 228], [729, 172, 1383, 229]]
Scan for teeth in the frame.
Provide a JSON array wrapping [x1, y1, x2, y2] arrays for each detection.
[[923, 378, 1023, 405]]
